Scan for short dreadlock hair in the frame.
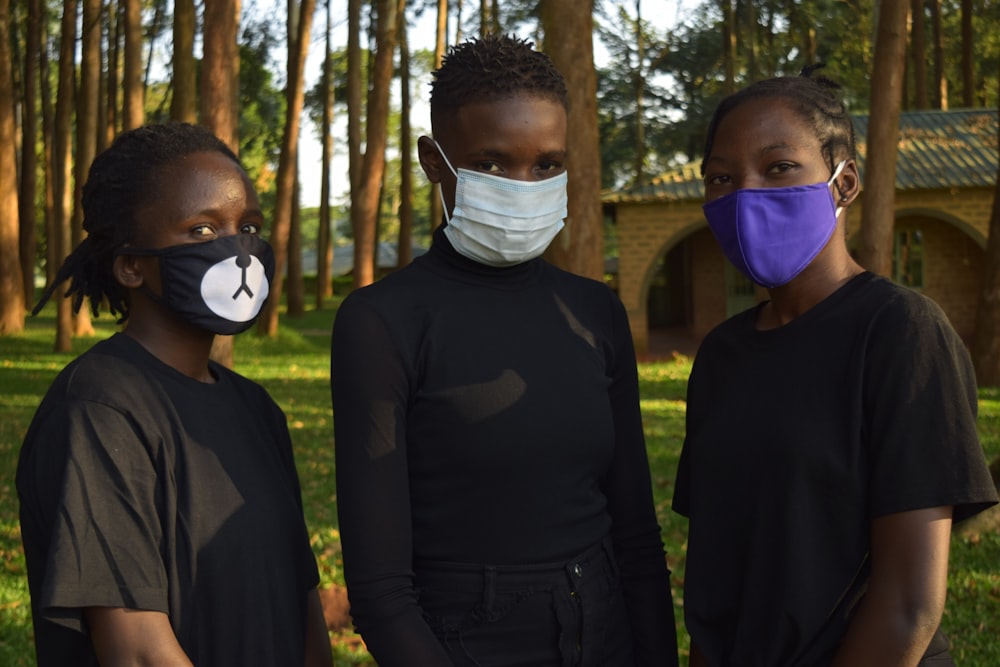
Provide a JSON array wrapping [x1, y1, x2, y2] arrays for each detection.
[[33, 122, 240, 322], [701, 64, 856, 176], [429, 34, 568, 135]]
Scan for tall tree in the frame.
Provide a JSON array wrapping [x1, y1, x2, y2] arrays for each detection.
[[51, 0, 78, 351], [258, 0, 316, 334], [72, 0, 101, 336], [930, 0, 946, 109], [347, 0, 362, 197], [18, 0, 41, 307], [316, 0, 335, 307], [857, 0, 909, 276], [971, 97, 1000, 384], [351, 0, 400, 289], [103, 0, 121, 145], [539, 0, 603, 280], [722, 0, 736, 95], [397, 0, 414, 268], [171, 0, 197, 122], [633, 0, 646, 185], [961, 0, 973, 106], [202, 0, 241, 150], [910, 0, 928, 109], [202, 0, 241, 365], [429, 0, 447, 230], [122, 0, 144, 129], [0, 0, 24, 333]]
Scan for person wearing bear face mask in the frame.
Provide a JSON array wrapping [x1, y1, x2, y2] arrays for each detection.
[[673, 67, 998, 666], [331, 34, 678, 666], [17, 123, 332, 666]]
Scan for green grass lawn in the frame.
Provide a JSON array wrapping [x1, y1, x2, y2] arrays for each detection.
[[1, 304, 998, 665]]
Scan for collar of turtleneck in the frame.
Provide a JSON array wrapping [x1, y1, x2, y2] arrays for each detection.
[[418, 224, 547, 291]]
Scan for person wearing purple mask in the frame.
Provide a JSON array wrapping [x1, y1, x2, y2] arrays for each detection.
[[673, 67, 997, 667]]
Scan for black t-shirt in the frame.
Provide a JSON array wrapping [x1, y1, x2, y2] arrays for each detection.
[[17, 333, 320, 666], [674, 272, 998, 666], [331, 227, 676, 665]]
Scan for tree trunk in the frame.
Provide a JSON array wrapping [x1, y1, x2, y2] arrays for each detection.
[[961, 0, 973, 107], [71, 0, 101, 336], [121, 0, 143, 130], [0, 0, 25, 333], [19, 0, 41, 308], [258, 0, 316, 335], [201, 0, 241, 365], [52, 0, 77, 351], [347, 0, 363, 261], [910, 0, 927, 109], [429, 0, 447, 231], [539, 0, 603, 280], [201, 0, 241, 151], [316, 0, 334, 308], [171, 0, 197, 122], [722, 0, 736, 95], [633, 0, 646, 186], [40, 15, 56, 288], [970, 97, 1000, 385], [288, 180, 304, 316], [930, 0, 945, 109], [103, 0, 120, 144], [397, 0, 413, 269], [351, 0, 399, 290], [857, 0, 909, 277]]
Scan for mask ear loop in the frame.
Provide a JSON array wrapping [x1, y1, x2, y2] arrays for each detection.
[[828, 159, 848, 218], [433, 140, 459, 225]]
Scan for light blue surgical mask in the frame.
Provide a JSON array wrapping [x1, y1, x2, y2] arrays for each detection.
[[435, 141, 567, 267]]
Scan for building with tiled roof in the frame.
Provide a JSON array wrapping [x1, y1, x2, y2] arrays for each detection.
[[603, 108, 999, 357]]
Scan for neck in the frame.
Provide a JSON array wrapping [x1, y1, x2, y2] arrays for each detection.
[[122, 314, 217, 383], [759, 255, 864, 329]]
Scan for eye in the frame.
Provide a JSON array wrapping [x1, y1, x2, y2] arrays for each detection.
[[240, 222, 262, 235], [767, 161, 797, 175], [536, 160, 564, 176], [190, 224, 216, 238], [475, 161, 503, 174], [704, 173, 731, 186]]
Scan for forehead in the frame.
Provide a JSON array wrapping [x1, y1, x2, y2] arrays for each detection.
[[440, 94, 567, 153], [712, 97, 822, 155], [154, 151, 249, 194]]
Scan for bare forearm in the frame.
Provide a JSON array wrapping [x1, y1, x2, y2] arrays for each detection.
[[85, 607, 193, 667], [830, 593, 941, 667]]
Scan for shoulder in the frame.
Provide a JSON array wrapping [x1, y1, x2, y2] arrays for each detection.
[[858, 275, 962, 347], [51, 334, 166, 408]]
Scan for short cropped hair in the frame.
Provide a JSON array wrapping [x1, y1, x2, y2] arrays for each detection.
[[429, 34, 568, 134], [701, 64, 856, 176]]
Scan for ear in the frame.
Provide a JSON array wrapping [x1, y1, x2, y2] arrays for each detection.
[[113, 252, 145, 289], [834, 159, 861, 207], [417, 135, 444, 184]]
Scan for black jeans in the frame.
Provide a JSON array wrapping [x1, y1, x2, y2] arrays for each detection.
[[415, 537, 635, 667]]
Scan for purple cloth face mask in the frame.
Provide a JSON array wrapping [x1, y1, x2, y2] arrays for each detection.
[[703, 161, 846, 288]]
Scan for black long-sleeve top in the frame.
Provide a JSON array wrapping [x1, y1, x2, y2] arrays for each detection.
[[331, 228, 676, 665]]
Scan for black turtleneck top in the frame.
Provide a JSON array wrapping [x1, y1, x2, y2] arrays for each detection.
[[331, 227, 675, 665]]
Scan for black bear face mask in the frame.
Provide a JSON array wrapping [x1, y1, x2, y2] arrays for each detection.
[[122, 234, 276, 335]]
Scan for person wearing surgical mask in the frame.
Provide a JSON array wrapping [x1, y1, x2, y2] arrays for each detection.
[[331, 34, 679, 666], [17, 123, 332, 666], [673, 67, 998, 667]]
